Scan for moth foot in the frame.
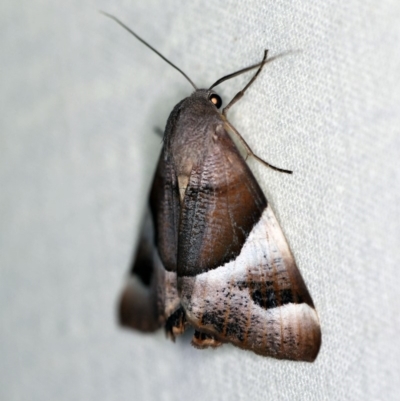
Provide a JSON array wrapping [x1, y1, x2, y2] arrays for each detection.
[[165, 307, 187, 341], [191, 330, 222, 349]]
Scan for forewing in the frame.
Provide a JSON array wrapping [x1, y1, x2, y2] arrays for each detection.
[[177, 124, 267, 276], [119, 207, 182, 334], [119, 149, 182, 333], [180, 206, 321, 362]]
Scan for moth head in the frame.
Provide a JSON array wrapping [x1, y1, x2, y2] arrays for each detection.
[[190, 88, 223, 111]]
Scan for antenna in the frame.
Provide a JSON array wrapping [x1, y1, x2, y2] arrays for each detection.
[[209, 52, 290, 90], [100, 11, 198, 90]]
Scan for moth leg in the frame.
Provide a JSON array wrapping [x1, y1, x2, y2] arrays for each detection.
[[221, 49, 292, 174], [225, 121, 292, 174], [165, 307, 188, 341], [222, 51, 291, 115], [222, 50, 268, 115], [191, 331, 222, 349]]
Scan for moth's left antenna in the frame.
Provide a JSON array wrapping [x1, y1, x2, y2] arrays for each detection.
[[100, 11, 198, 90]]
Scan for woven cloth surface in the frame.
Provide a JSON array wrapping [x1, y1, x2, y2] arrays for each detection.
[[1, 1, 400, 400]]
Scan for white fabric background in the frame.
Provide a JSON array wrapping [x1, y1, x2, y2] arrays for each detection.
[[1, 1, 400, 400]]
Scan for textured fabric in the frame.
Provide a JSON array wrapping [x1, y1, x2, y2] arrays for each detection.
[[1, 1, 400, 400]]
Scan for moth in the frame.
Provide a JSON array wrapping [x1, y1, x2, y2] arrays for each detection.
[[103, 12, 321, 362]]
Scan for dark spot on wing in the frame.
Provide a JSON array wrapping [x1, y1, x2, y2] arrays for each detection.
[[201, 311, 225, 333], [281, 289, 294, 304], [225, 321, 245, 342], [130, 235, 154, 287], [251, 287, 296, 310]]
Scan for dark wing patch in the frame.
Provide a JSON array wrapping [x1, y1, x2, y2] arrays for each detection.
[[177, 125, 267, 276], [129, 228, 154, 287]]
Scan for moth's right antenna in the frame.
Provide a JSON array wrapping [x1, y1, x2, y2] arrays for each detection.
[[100, 11, 198, 90]]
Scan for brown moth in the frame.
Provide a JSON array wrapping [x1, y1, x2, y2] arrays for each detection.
[[103, 12, 321, 362]]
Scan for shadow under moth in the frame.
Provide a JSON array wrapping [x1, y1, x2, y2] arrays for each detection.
[[103, 12, 321, 362]]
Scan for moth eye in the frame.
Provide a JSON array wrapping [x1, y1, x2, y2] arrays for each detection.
[[209, 94, 222, 109]]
